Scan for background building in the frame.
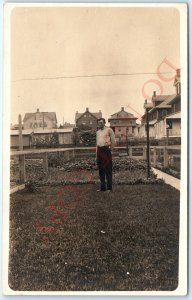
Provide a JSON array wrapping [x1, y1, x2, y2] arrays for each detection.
[[23, 108, 57, 130], [108, 107, 138, 143], [10, 128, 74, 149], [140, 69, 181, 140], [75, 107, 102, 131]]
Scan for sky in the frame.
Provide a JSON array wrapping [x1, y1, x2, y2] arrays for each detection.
[[10, 6, 180, 126]]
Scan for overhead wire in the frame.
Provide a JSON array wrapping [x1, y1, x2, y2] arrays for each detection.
[[12, 71, 175, 82]]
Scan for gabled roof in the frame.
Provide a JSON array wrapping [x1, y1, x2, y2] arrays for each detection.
[[149, 94, 178, 113], [110, 110, 134, 118], [75, 111, 102, 122], [152, 95, 170, 102], [166, 112, 181, 119], [23, 112, 57, 123], [157, 94, 177, 107]]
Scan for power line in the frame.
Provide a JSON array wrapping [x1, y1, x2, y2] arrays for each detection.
[[12, 71, 175, 82]]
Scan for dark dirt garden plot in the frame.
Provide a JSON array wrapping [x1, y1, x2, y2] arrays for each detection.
[[9, 183, 180, 291]]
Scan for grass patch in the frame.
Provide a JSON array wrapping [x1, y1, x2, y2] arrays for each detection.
[[9, 184, 179, 291]]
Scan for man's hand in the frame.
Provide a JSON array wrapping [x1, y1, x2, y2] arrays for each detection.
[[110, 145, 115, 152]]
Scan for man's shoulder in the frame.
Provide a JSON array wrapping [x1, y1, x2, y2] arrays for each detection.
[[106, 127, 114, 132]]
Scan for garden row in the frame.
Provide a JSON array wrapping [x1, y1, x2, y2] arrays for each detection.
[[11, 157, 164, 188]]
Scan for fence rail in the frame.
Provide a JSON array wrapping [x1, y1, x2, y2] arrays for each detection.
[[10, 145, 181, 185]]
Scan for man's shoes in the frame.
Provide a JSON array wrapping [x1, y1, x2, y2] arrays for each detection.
[[105, 190, 112, 193], [96, 189, 106, 192]]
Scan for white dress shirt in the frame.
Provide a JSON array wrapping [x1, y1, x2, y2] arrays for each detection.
[[96, 126, 116, 147]]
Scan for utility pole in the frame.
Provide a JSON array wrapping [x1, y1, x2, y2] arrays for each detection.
[[166, 128, 169, 146], [126, 127, 128, 155], [18, 114, 25, 183], [18, 114, 23, 151], [144, 100, 150, 178], [43, 112, 44, 130]]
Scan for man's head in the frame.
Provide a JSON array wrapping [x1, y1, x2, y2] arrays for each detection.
[[97, 118, 106, 129]]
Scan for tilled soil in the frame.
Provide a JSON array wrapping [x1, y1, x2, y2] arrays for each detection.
[[9, 184, 179, 291]]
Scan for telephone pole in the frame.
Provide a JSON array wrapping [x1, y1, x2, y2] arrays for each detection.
[[144, 100, 150, 178]]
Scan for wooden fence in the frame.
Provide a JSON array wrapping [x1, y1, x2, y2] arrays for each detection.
[[11, 145, 181, 184]]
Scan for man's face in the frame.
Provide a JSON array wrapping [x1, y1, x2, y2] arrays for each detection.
[[98, 120, 105, 129]]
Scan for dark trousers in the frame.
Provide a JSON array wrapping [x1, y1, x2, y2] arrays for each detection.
[[97, 146, 112, 191]]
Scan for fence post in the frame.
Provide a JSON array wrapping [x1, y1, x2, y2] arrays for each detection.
[[164, 147, 168, 167], [18, 114, 23, 151], [129, 147, 132, 158], [153, 147, 157, 167], [72, 149, 75, 158], [143, 146, 147, 160], [64, 150, 70, 161], [19, 154, 26, 183], [43, 152, 48, 173]]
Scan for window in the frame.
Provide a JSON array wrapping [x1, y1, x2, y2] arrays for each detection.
[[90, 121, 92, 125], [84, 115, 86, 118]]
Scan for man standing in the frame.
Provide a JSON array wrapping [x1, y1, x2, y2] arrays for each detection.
[[96, 118, 116, 192]]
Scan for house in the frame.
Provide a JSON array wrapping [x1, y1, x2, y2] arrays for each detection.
[[154, 94, 181, 139], [23, 108, 57, 130], [10, 123, 24, 130], [140, 69, 181, 140], [75, 107, 102, 131], [10, 128, 74, 149], [63, 122, 75, 129], [108, 107, 138, 143], [10, 130, 33, 149]]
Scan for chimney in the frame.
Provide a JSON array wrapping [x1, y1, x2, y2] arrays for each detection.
[[121, 107, 124, 111], [176, 69, 180, 77], [86, 107, 89, 112], [153, 91, 156, 97], [76, 111, 78, 113], [99, 110, 101, 113], [37, 108, 39, 112]]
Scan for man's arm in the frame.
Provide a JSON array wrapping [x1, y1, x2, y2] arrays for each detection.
[[109, 128, 116, 150]]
